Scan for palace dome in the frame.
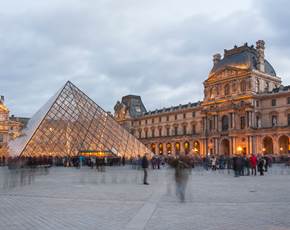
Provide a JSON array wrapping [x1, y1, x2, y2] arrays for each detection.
[[209, 43, 276, 77]]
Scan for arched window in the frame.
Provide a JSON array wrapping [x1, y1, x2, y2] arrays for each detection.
[[240, 80, 246, 92], [265, 82, 269, 92], [222, 115, 229, 131], [224, 84, 230, 96]]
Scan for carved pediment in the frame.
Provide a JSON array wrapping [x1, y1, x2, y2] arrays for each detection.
[[206, 66, 248, 83]]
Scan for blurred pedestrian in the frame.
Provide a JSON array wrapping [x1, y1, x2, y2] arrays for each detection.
[[142, 153, 149, 185]]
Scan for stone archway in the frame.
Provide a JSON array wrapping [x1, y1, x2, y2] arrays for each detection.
[[193, 140, 200, 156], [166, 143, 172, 155], [220, 139, 230, 156], [151, 143, 156, 154], [263, 136, 273, 154], [184, 141, 190, 154], [175, 142, 180, 155], [158, 143, 163, 155], [278, 135, 289, 154]]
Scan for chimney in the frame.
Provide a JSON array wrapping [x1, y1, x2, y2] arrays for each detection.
[[0, 96, 4, 102], [213, 53, 221, 65], [256, 40, 265, 72]]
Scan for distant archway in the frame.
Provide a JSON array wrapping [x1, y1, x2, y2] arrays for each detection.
[[184, 141, 190, 154], [278, 135, 289, 154], [220, 139, 230, 156], [193, 141, 200, 156], [158, 143, 163, 155], [151, 143, 156, 154], [166, 143, 172, 155], [175, 142, 180, 155], [263, 136, 273, 154]]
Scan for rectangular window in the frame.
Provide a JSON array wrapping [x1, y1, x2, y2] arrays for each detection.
[[175, 114, 178, 120], [209, 119, 213, 131], [159, 116, 162, 122], [192, 125, 196, 134], [288, 97, 290, 104], [174, 127, 178, 135], [288, 114, 290, 126], [145, 120, 148, 125], [159, 128, 162, 137], [167, 127, 170, 136], [152, 118, 154, 124], [145, 130, 148, 138], [272, 99, 276, 106], [139, 120, 141, 126], [183, 126, 187, 135], [183, 113, 186, 119], [240, 116, 245, 129], [139, 130, 141, 138], [256, 116, 261, 128], [166, 116, 169, 121], [192, 111, 196, 117], [152, 129, 155, 138], [256, 100, 259, 107]]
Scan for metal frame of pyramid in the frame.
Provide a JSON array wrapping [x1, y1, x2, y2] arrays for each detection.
[[9, 81, 150, 157]]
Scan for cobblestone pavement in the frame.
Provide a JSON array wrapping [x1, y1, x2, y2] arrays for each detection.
[[0, 165, 290, 230]]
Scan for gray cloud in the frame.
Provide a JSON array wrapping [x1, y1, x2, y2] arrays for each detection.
[[0, 0, 290, 117]]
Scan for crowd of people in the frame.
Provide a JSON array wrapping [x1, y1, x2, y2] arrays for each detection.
[[2, 155, 124, 169], [202, 154, 273, 176], [1, 153, 289, 177]]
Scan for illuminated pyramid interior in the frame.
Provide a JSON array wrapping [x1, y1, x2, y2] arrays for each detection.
[[9, 81, 149, 157]]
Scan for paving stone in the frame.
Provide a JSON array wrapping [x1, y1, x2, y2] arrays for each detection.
[[0, 165, 289, 230]]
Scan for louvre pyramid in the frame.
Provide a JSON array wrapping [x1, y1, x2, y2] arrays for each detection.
[[9, 81, 149, 157]]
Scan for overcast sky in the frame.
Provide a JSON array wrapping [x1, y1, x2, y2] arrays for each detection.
[[1, 0, 290, 117]]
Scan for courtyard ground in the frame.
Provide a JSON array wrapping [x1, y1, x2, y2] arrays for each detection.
[[0, 165, 290, 230]]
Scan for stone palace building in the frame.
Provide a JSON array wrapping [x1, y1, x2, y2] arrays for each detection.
[[114, 40, 290, 156], [0, 96, 27, 158]]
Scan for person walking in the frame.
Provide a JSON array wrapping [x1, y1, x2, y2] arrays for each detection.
[[244, 156, 250, 176], [142, 153, 149, 185], [250, 154, 257, 176], [258, 157, 265, 176]]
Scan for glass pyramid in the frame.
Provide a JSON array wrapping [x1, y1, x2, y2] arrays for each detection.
[[9, 81, 149, 158]]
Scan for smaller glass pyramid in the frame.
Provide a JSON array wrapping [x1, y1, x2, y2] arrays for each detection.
[[9, 81, 149, 157]]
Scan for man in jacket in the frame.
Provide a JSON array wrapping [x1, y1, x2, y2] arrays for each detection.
[[142, 153, 149, 185]]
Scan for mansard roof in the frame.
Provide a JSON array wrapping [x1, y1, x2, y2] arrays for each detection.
[[209, 43, 276, 77], [143, 101, 201, 116]]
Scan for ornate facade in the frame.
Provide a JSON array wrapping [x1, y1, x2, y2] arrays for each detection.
[[0, 96, 32, 157], [114, 40, 290, 156]]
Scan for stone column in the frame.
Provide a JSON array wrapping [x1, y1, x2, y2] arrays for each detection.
[[232, 137, 236, 155], [232, 113, 236, 129]]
